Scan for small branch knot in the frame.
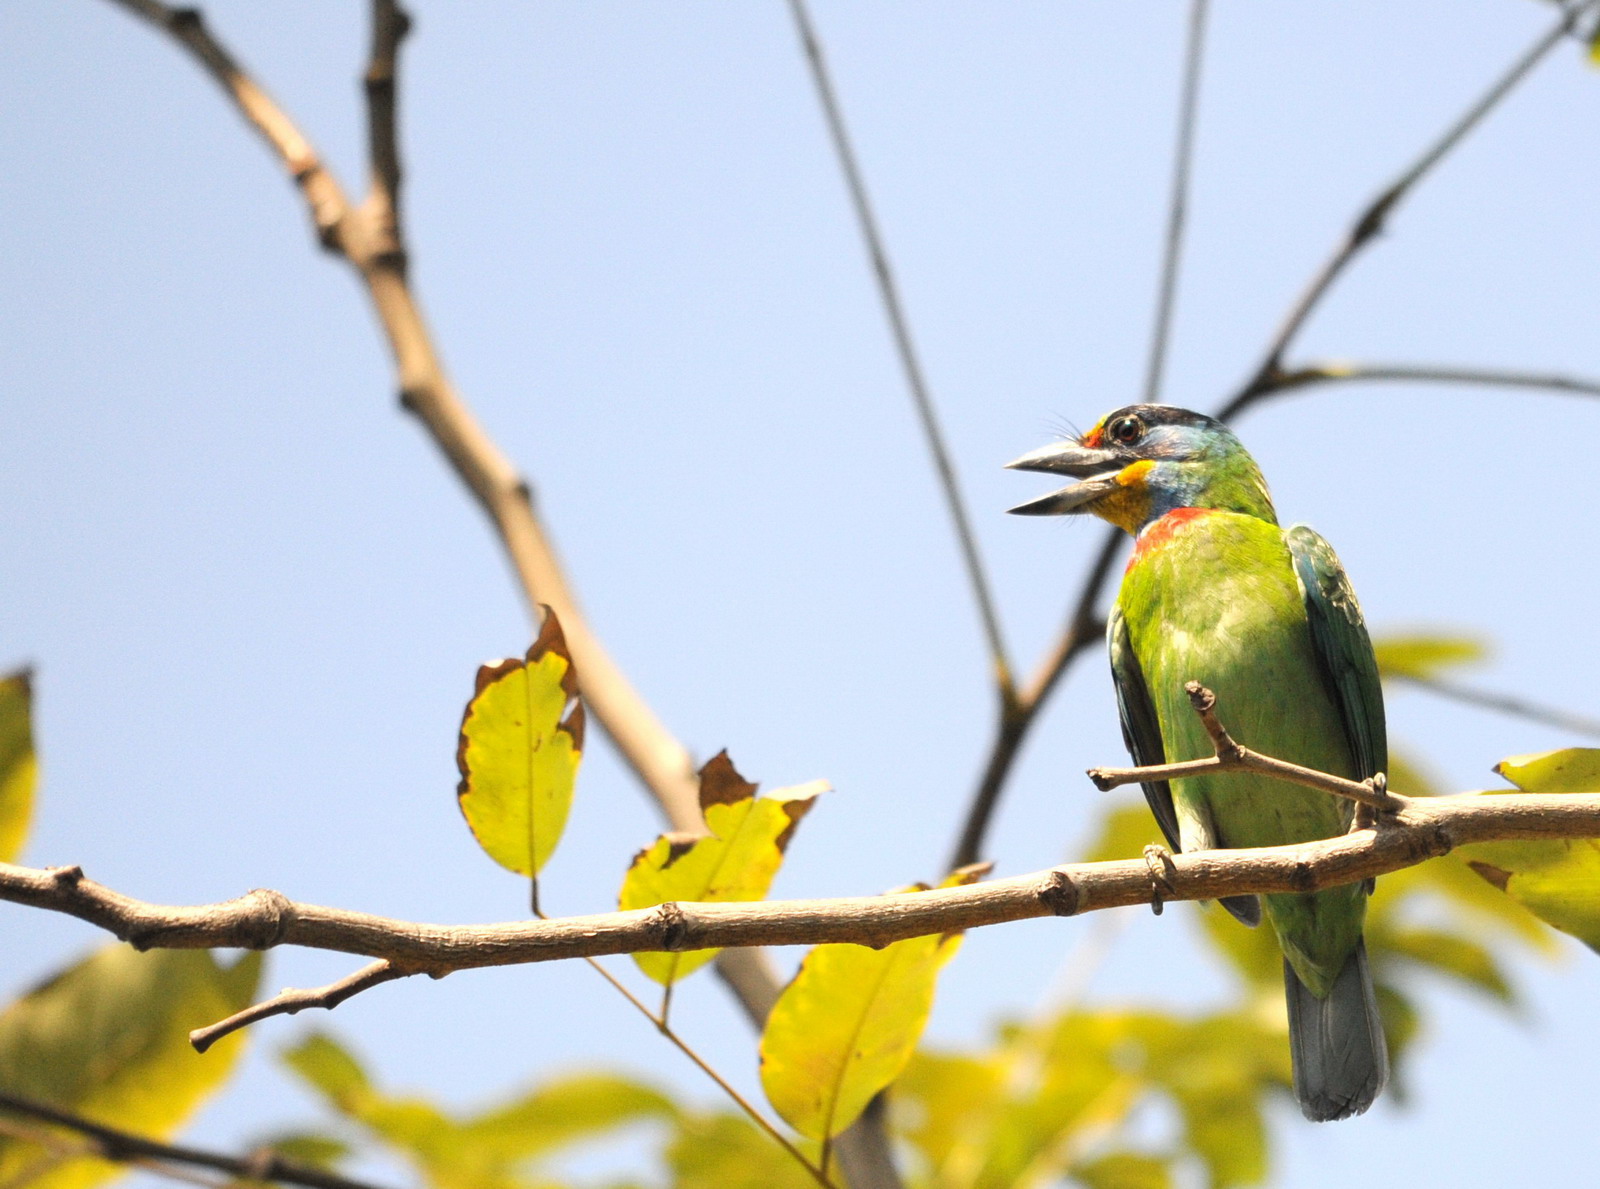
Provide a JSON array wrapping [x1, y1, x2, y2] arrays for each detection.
[[50, 865, 84, 887], [653, 901, 690, 951], [1038, 868, 1084, 917], [239, 888, 297, 949]]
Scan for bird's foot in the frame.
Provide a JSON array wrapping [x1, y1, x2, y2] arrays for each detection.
[[1143, 843, 1177, 915]]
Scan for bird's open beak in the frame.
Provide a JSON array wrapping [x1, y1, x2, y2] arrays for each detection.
[[1004, 441, 1126, 516]]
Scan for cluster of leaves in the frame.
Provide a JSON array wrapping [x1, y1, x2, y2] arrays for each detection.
[[3, 630, 1600, 1189]]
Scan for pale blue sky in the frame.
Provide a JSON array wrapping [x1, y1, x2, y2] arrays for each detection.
[[5, 3, 1600, 1186]]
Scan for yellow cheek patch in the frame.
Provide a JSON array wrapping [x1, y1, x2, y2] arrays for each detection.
[[1115, 460, 1156, 486]]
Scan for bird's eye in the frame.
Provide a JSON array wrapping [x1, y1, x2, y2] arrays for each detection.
[[1107, 416, 1143, 445]]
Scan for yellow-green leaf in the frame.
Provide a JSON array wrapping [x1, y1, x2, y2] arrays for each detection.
[[1072, 1152, 1173, 1189], [759, 869, 980, 1142], [1453, 748, 1600, 953], [284, 1033, 678, 1189], [1370, 633, 1485, 681], [456, 611, 585, 881], [1494, 747, 1600, 794], [460, 1072, 680, 1161], [1458, 837, 1600, 953], [619, 751, 822, 985], [0, 945, 261, 1189], [0, 667, 37, 862], [666, 1113, 817, 1189]]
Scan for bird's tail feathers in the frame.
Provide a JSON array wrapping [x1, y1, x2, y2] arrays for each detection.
[[1284, 938, 1388, 1122]]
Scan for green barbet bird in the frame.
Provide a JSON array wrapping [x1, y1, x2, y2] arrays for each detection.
[[1008, 404, 1388, 1121]]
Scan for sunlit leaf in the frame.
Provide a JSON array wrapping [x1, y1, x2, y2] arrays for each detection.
[[759, 869, 982, 1142], [1458, 837, 1600, 953], [0, 667, 37, 862], [619, 751, 822, 985], [456, 611, 585, 883], [665, 1113, 817, 1189], [893, 1050, 1004, 1178], [1072, 1152, 1172, 1189], [1370, 633, 1485, 681], [285, 1033, 677, 1189], [0, 945, 261, 1189], [1495, 747, 1600, 794], [1453, 748, 1600, 953]]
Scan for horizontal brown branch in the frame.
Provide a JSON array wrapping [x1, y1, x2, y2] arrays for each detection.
[[4, 790, 1595, 981]]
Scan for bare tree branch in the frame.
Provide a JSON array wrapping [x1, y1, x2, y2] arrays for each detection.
[[99, 0, 703, 835], [787, 0, 1013, 699], [189, 958, 413, 1054], [0, 1090, 396, 1189], [1222, 2, 1591, 416], [362, 0, 411, 268], [1086, 682, 1393, 810], [1142, 0, 1210, 405], [1248, 360, 1600, 403], [8, 794, 1598, 992]]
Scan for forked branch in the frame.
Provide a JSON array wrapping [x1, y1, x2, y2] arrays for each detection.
[[1086, 682, 1396, 811]]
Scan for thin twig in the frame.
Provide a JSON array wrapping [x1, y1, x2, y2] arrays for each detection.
[[190, 958, 412, 1054], [582, 958, 836, 1189], [1085, 682, 1393, 810], [1391, 673, 1600, 741], [1250, 360, 1600, 403], [787, 0, 1013, 698], [1142, 0, 1210, 405], [0, 1090, 397, 1189], [362, 0, 410, 269], [1223, 2, 1590, 415]]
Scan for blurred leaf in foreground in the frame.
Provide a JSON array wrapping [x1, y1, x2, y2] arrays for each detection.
[[284, 1032, 677, 1189], [0, 667, 37, 862], [619, 750, 822, 985], [1369, 632, 1485, 681], [0, 945, 261, 1189]]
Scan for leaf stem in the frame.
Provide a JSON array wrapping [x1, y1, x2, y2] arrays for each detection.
[[580, 956, 836, 1189]]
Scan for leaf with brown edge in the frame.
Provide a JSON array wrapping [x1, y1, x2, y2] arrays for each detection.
[[0, 667, 36, 863], [456, 610, 585, 886], [758, 867, 984, 1143], [618, 751, 823, 985]]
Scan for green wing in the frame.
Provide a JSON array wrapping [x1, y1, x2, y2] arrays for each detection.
[[1107, 605, 1180, 848], [1108, 606, 1260, 926], [1286, 525, 1388, 781]]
